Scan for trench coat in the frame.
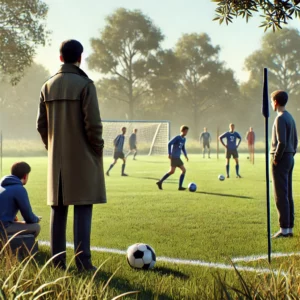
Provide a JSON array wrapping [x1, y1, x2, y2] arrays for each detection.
[[37, 64, 107, 206]]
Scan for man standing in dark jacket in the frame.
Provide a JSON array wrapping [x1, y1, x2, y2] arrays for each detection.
[[37, 40, 106, 272], [0, 162, 40, 237], [270, 90, 298, 238]]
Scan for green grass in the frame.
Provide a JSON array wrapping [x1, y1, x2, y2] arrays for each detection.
[[1, 154, 300, 299]]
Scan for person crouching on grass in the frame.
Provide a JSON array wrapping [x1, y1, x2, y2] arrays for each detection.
[[156, 125, 189, 191], [0, 162, 41, 237]]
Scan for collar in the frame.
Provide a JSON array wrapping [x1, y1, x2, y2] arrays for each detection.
[[56, 64, 89, 78]]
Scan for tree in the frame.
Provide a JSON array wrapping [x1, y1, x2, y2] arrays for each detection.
[[213, 0, 300, 31], [0, 63, 50, 137], [174, 33, 239, 136], [242, 28, 300, 124], [87, 8, 164, 119], [0, 0, 49, 84]]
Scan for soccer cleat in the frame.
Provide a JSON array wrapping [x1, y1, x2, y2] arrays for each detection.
[[122, 173, 128, 177], [178, 187, 186, 191], [226, 175, 230, 178], [106, 171, 109, 176], [156, 181, 163, 190], [272, 231, 291, 239], [236, 174, 242, 178]]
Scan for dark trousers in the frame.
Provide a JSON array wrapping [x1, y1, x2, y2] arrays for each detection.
[[271, 153, 294, 229], [51, 182, 93, 268]]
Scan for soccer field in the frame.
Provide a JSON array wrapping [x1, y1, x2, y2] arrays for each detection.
[[3, 154, 300, 298]]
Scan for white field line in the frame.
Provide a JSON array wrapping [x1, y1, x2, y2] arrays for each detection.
[[232, 252, 300, 263], [38, 241, 285, 275]]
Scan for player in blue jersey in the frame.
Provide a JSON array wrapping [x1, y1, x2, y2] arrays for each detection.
[[156, 125, 189, 191], [200, 127, 211, 158], [106, 127, 128, 176], [219, 123, 242, 178], [126, 128, 138, 160]]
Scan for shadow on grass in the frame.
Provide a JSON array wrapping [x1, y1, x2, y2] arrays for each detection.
[[197, 191, 253, 199], [152, 266, 189, 280], [34, 248, 173, 300]]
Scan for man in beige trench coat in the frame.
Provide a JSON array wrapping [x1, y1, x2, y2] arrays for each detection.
[[37, 40, 106, 271]]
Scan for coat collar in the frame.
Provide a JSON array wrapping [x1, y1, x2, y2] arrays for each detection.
[[56, 64, 89, 78]]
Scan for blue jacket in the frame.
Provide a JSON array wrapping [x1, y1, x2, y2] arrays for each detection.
[[0, 176, 39, 228]]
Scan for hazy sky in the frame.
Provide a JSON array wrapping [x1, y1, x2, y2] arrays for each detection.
[[34, 0, 300, 83]]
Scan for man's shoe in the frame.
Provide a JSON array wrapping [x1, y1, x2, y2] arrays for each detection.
[[122, 173, 128, 176], [236, 174, 242, 178], [106, 171, 109, 176], [272, 231, 290, 239], [226, 175, 230, 179], [156, 181, 163, 190], [178, 187, 186, 191]]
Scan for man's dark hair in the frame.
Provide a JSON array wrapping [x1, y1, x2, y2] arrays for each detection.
[[271, 90, 289, 106], [11, 162, 31, 179], [60, 40, 83, 64]]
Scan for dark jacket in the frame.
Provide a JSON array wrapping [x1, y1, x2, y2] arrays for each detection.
[[37, 64, 107, 206], [0, 176, 39, 228]]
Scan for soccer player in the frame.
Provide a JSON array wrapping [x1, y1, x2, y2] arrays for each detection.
[[200, 127, 211, 158], [126, 128, 138, 160], [270, 91, 298, 238], [246, 127, 255, 163], [156, 125, 189, 191], [219, 124, 242, 178], [106, 127, 128, 176]]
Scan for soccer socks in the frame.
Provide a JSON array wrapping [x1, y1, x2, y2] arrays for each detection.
[[226, 165, 229, 176], [107, 164, 114, 172], [160, 173, 171, 183], [133, 151, 137, 159], [179, 173, 185, 188], [235, 164, 239, 175], [122, 163, 126, 174]]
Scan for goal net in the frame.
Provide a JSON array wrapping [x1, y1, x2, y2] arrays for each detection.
[[102, 120, 170, 156]]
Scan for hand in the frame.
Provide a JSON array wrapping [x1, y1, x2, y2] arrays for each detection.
[[186, 156, 189, 162], [14, 216, 19, 221], [168, 155, 172, 160], [38, 216, 42, 222], [273, 160, 278, 166]]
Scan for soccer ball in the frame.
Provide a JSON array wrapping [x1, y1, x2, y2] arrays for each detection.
[[127, 243, 156, 269], [188, 182, 197, 192], [218, 175, 225, 181]]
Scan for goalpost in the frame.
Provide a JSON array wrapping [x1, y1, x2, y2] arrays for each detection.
[[102, 120, 170, 156]]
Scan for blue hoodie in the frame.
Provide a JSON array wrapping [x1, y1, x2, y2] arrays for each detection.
[[0, 175, 39, 228]]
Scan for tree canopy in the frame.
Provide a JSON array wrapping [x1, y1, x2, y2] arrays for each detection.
[[0, 0, 49, 84], [213, 0, 300, 31]]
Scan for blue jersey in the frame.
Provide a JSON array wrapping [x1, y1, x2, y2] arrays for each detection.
[[219, 131, 241, 150], [168, 135, 187, 158], [114, 134, 125, 152]]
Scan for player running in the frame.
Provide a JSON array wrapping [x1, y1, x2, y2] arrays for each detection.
[[156, 125, 189, 191], [219, 123, 242, 178], [106, 127, 128, 176], [246, 127, 255, 163], [126, 129, 138, 160], [200, 127, 211, 158]]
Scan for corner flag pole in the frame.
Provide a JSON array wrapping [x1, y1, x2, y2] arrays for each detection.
[[262, 68, 271, 263]]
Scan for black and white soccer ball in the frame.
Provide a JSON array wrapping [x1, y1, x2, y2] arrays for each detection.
[[218, 174, 225, 181], [127, 243, 156, 269]]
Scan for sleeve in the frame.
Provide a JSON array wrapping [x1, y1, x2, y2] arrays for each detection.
[[199, 133, 203, 142], [81, 82, 104, 156], [274, 117, 286, 161], [168, 136, 177, 155], [294, 125, 298, 154], [236, 133, 242, 146], [16, 188, 39, 224], [36, 91, 48, 150], [219, 132, 226, 141], [182, 143, 187, 157], [209, 133, 212, 142]]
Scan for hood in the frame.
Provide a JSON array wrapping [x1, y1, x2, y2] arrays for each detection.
[[0, 175, 22, 187]]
